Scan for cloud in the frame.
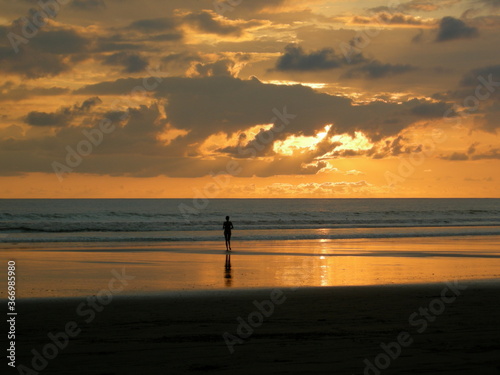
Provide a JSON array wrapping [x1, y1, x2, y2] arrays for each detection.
[[351, 12, 433, 26], [0, 24, 90, 78], [76, 76, 450, 145], [371, 0, 461, 12], [0, 82, 69, 101], [472, 148, 500, 159], [457, 65, 500, 131], [441, 152, 470, 160], [0, 76, 436, 177], [193, 59, 236, 77], [0, 125, 24, 141], [435, 17, 479, 42], [441, 143, 500, 160], [459, 64, 500, 86], [409, 100, 454, 117], [128, 18, 178, 33], [182, 10, 259, 37], [343, 60, 416, 79], [474, 0, 500, 8], [70, 0, 106, 11], [102, 52, 149, 73], [161, 52, 203, 67], [24, 97, 102, 127], [124, 17, 183, 44], [273, 44, 345, 72]]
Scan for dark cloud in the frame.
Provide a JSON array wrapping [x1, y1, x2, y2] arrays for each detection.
[[409, 100, 454, 117], [70, 0, 106, 11], [441, 144, 500, 161], [0, 74, 455, 177], [221, 0, 286, 14], [182, 10, 255, 36], [371, 0, 461, 13], [0, 24, 90, 78], [149, 33, 183, 42], [31, 29, 89, 54], [128, 18, 178, 33], [24, 97, 102, 127], [329, 136, 424, 160], [95, 41, 143, 52], [103, 52, 149, 73], [352, 12, 429, 26], [273, 44, 344, 72], [0, 82, 69, 101], [76, 76, 450, 146], [475, 0, 500, 7], [162, 52, 202, 65], [456, 65, 500, 132], [459, 64, 500, 86], [161, 52, 247, 77], [471, 148, 500, 159], [436, 17, 479, 42], [412, 29, 425, 44], [467, 142, 479, 155], [441, 152, 470, 160], [125, 17, 183, 43], [194, 59, 235, 77], [343, 60, 416, 79]]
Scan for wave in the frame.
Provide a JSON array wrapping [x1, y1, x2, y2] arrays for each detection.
[[1, 227, 499, 244], [1, 219, 500, 234]]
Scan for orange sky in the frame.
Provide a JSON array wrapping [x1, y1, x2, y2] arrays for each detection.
[[0, 0, 499, 198]]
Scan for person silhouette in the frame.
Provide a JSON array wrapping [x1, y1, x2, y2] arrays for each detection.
[[223, 216, 234, 251]]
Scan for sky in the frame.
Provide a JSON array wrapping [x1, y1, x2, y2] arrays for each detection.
[[0, 0, 499, 198]]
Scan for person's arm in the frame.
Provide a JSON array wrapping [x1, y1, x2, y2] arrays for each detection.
[[230, 222, 234, 229]]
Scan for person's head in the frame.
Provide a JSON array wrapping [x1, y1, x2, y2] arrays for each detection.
[[226, 216, 229, 221]]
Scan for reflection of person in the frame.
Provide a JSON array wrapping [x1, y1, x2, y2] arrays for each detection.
[[224, 252, 232, 287], [223, 216, 234, 251]]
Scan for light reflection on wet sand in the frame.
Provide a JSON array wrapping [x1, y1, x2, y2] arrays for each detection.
[[1, 236, 500, 298]]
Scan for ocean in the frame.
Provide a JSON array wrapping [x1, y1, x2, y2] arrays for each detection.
[[2, 198, 500, 296], [1, 198, 499, 244]]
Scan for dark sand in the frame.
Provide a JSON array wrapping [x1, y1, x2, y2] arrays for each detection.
[[10, 282, 500, 375]]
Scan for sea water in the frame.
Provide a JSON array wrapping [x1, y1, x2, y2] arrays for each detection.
[[0, 198, 499, 244]]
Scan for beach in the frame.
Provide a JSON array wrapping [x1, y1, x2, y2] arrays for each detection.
[[2, 236, 500, 298], [11, 283, 500, 375], [2, 237, 500, 374], [2, 199, 500, 374]]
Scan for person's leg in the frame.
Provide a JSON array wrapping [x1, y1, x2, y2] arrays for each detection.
[[228, 233, 231, 250]]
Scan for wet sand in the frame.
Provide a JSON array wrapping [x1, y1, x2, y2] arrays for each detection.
[[2, 236, 500, 298], [10, 282, 500, 375]]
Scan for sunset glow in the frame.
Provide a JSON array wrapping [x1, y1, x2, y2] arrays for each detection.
[[0, 0, 499, 198]]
